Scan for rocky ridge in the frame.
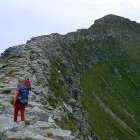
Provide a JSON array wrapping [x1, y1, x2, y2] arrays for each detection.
[[1, 14, 140, 140], [0, 29, 94, 139], [0, 45, 80, 140], [0, 44, 76, 140]]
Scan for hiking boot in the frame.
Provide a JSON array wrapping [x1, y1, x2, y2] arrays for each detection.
[[25, 120, 30, 125]]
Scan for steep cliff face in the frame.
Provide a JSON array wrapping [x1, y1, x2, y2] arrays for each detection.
[[1, 14, 140, 140]]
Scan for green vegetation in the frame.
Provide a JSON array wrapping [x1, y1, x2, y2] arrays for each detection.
[[80, 35, 140, 139], [56, 116, 76, 131], [0, 59, 3, 64], [6, 69, 17, 77], [64, 27, 140, 139], [48, 62, 70, 106], [0, 58, 7, 66], [48, 16, 140, 139], [81, 61, 140, 140], [49, 60, 78, 131]]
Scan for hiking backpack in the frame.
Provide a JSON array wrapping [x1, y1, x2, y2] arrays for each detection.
[[19, 85, 29, 105]]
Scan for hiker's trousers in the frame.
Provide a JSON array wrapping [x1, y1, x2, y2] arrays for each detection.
[[14, 100, 25, 122]]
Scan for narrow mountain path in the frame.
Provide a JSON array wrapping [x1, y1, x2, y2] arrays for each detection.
[[0, 46, 76, 140], [0, 84, 75, 140]]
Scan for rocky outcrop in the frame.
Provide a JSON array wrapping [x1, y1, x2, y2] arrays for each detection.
[[0, 44, 77, 140]]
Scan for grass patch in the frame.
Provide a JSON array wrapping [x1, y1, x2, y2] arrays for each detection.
[[81, 60, 140, 140], [56, 116, 76, 131], [6, 69, 17, 77], [48, 62, 70, 105]]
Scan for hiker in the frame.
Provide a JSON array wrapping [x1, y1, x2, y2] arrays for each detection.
[[23, 78, 32, 91], [13, 82, 29, 122]]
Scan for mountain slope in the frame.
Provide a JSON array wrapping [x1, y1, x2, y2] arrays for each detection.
[[80, 15, 140, 140], [1, 14, 140, 140]]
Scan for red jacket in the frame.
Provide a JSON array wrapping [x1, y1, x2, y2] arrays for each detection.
[[23, 80, 31, 88]]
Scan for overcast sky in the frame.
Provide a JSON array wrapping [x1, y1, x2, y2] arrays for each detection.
[[0, 0, 140, 54]]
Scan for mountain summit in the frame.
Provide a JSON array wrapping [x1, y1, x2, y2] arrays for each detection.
[[0, 15, 140, 140], [89, 14, 140, 32], [95, 14, 130, 24]]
